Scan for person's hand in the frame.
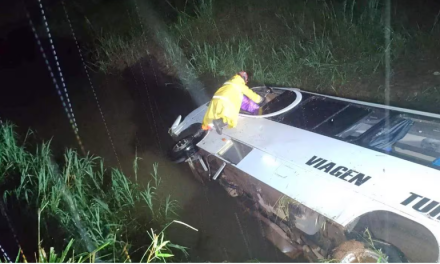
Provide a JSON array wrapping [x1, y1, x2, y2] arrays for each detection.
[[265, 86, 274, 94]]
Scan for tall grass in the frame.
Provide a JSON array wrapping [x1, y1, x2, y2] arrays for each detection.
[[85, 0, 440, 108], [37, 239, 109, 263], [170, 0, 408, 90], [91, 0, 406, 89], [0, 122, 193, 262]]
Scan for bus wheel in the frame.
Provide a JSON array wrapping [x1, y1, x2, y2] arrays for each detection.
[[332, 240, 382, 263], [168, 136, 196, 163], [331, 240, 406, 263], [168, 128, 207, 163]]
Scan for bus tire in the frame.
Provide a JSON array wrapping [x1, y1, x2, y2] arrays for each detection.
[[167, 136, 196, 163]]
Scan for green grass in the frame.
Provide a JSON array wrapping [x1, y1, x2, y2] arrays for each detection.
[[0, 122, 194, 262], [91, 0, 400, 84], [1, 239, 108, 263], [37, 239, 109, 263], [362, 228, 389, 263], [83, 0, 440, 110], [168, 0, 406, 89]]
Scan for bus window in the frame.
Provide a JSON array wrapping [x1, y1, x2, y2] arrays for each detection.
[[273, 96, 348, 130], [261, 91, 298, 115], [392, 118, 440, 166], [365, 117, 414, 151], [314, 105, 371, 136], [336, 110, 386, 140], [218, 139, 253, 165]]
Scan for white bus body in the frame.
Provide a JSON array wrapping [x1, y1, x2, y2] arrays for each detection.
[[169, 88, 440, 262]]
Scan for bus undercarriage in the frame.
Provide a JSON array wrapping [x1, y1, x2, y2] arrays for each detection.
[[188, 149, 406, 263]]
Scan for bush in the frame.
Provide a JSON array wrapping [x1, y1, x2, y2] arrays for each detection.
[[0, 122, 195, 262]]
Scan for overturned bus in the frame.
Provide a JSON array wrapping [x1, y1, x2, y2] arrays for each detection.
[[168, 87, 440, 262]]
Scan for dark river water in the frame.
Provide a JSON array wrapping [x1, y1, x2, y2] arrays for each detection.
[[0, 25, 292, 262]]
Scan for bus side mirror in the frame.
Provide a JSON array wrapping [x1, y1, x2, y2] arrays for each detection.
[[169, 115, 182, 136]]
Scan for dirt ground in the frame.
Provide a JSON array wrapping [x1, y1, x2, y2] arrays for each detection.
[[0, 34, 293, 262]]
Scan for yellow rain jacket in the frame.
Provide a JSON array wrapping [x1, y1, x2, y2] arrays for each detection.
[[202, 74, 262, 128]]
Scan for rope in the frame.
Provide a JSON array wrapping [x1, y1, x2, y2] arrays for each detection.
[[129, 67, 154, 151], [384, 0, 391, 140], [0, 243, 11, 263], [133, 0, 163, 154], [384, 0, 391, 107], [60, 0, 122, 170], [26, 11, 85, 155], [36, 0, 78, 133], [148, 61, 167, 138], [137, 63, 162, 153], [130, 1, 166, 136], [0, 201, 27, 262]]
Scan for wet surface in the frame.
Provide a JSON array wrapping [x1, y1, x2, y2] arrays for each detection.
[[0, 28, 293, 262]]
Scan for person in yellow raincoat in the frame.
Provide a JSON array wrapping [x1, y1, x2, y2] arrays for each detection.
[[202, 71, 263, 134]]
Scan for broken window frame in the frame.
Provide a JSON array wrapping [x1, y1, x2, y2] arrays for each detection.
[[390, 115, 440, 167]]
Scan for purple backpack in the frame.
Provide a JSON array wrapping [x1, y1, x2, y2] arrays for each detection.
[[240, 96, 260, 114]]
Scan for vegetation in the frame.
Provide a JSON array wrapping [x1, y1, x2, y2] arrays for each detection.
[[36, 239, 108, 263], [275, 195, 299, 220], [318, 229, 389, 263], [362, 229, 389, 263], [0, 122, 195, 262], [168, 0, 399, 88], [85, 0, 440, 109]]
